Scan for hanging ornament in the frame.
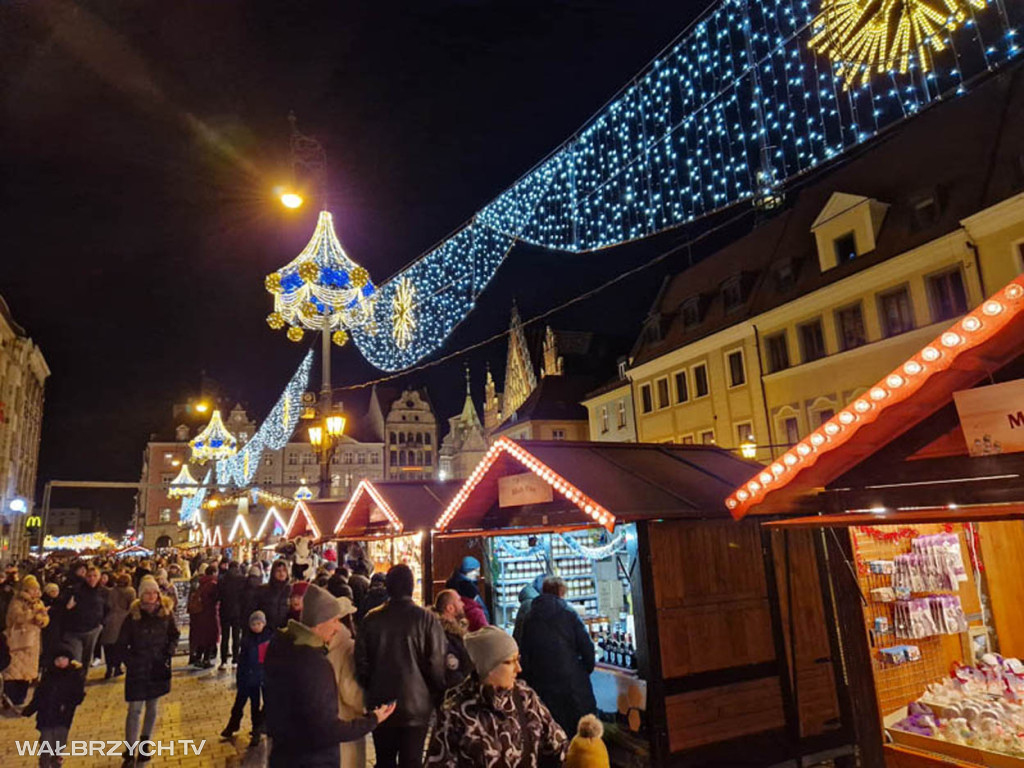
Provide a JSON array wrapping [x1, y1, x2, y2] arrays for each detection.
[[287, 326, 304, 342], [189, 411, 239, 462], [265, 273, 283, 294], [350, 266, 369, 289], [266, 312, 285, 330], [301, 301, 320, 319], [299, 262, 320, 283], [332, 330, 349, 347], [391, 277, 417, 350]]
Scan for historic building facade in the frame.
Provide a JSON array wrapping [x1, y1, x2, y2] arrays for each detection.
[[383, 388, 438, 481], [0, 295, 49, 560], [622, 73, 1024, 463], [439, 371, 488, 481]]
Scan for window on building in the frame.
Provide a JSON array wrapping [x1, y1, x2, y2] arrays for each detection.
[[674, 371, 688, 403], [371, 453, 379, 463], [389, 450, 397, 465], [425, 450, 432, 465], [288, 454, 298, 465], [693, 363, 709, 398], [399, 450, 407, 465], [836, 304, 866, 351], [680, 435, 695, 445], [816, 408, 835, 426], [879, 286, 915, 337], [700, 429, 715, 445], [774, 259, 796, 291], [552, 429, 566, 440], [681, 297, 701, 327], [358, 453, 366, 464], [910, 194, 940, 231], [617, 400, 627, 428], [389, 431, 396, 444], [784, 417, 799, 446], [735, 422, 754, 445], [399, 432, 406, 443], [416, 450, 424, 465], [799, 319, 826, 363], [726, 350, 746, 387], [834, 232, 857, 263], [425, 434, 432, 446], [617, 359, 628, 379], [656, 377, 670, 409], [927, 268, 968, 323], [640, 384, 653, 414], [159, 508, 172, 523], [415, 433, 423, 444], [765, 332, 790, 373], [722, 276, 744, 312], [600, 406, 609, 434]]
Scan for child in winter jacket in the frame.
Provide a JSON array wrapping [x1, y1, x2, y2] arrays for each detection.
[[564, 714, 610, 768], [221, 610, 272, 746], [22, 643, 86, 768]]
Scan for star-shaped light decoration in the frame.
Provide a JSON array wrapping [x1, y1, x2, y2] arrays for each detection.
[[391, 277, 417, 350], [265, 210, 377, 345], [809, 0, 989, 89], [189, 410, 239, 463], [167, 464, 199, 498]]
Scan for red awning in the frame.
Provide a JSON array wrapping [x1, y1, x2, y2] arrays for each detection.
[[728, 276, 1024, 518]]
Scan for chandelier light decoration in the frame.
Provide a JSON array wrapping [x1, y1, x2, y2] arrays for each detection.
[[266, 0, 1012, 373], [167, 464, 199, 498], [265, 211, 377, 345], [809, 0, 991, 89], [189, 410, 238, 462]]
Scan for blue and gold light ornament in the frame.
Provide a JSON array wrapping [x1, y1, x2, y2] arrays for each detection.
[[265, 210, 377, 345], [189, 410, 238, 463]]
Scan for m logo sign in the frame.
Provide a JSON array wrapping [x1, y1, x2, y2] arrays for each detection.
[[954, 379, 1024, 457], [25, 515, 41, 529]]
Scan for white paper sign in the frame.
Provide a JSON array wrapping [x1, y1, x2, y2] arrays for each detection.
[[953, 379, 1024, 457]]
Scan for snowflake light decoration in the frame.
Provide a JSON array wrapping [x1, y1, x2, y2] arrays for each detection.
[[391, 277, 417, 350], [167, 464, 199, 498], [189, 410, 238, 463], [809, 0, 990, 88], [265, 211, 376, 345]]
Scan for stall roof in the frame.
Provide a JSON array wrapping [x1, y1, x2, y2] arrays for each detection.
[[727, 275, 1024, 518], [285, 500, 340, 541], [763, 504, 1024, 529], [255, 506, 289, 540], [227, 512, 263, 543], [434, 437, 760, 533], [334, 479, 462, 538]]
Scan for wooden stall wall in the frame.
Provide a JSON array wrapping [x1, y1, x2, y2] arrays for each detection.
[[649, 519, 785, 753], [430, 536, 489, 606], [977, 520, 1024, 658], [770, 528, 843, 739]]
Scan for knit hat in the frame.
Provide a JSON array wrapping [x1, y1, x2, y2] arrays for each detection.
[[300, 583, 341, 627], [335, 596, 357, 620], [290, 581, 310, 598], [43, 582, 60, 597], [460, 556, 481, 575], [249, 610, 267, 627], [138, 576, 160, 598], [565, 715, 610, 768], [19, 574, 40, 593], [249, 563, 264, 577], [385, 564, 414, 599], [465, 626, 518, 679]]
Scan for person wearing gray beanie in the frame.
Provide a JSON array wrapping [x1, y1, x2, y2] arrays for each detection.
[[300, 583, 342, 630], [464, 626, 519, 681]]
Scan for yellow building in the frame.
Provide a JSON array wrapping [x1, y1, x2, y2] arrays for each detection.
[[622, 72, 1024, 462]]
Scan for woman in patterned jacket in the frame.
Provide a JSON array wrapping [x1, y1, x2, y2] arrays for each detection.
[[426, 626, 567, 768]]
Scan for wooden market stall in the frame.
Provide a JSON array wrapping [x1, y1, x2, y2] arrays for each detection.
[[729, 275, 1024, 767], [432, 437, 853, 766], [330, 479, 461, 604]]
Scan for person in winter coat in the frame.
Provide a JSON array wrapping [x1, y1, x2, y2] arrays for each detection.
[[256, 560, 291, 630], [288, 581, 309, 622], [241, 564, 264, 624], [62, 566, 106, 676], [348, 571, 370, 610], [118, 576, 180, 767], [264, 584, 395, 768], [564, 714, 610, 768], [40, 582, 62, 668], [519, 577, 597, 735], [3, 575, 49, 708], [325, 565, 350, 599], [155, 570, 177, 611], [433, 589, 472, 690], [21, 642, 86, 767], [221, 610, 272, 746], [217, 562, 245, 669], [513, 574, 547, 645], [426, 626, 567, 768], [356, 573, 387, 624], [355, 565, 447, 768], [188, 566, 220, 669], [445, 557, 489, 631], [101, 574, 136, 679], [326, 597, 366, 768]]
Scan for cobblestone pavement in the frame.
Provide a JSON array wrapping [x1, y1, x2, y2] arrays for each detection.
[[0, 658, 270, 767]]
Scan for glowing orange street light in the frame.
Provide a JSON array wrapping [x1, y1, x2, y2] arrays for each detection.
[[280, 192, 303, 209]]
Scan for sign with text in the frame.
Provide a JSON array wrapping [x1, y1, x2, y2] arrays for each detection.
[[953, 379, 1024, 457], [498, 472, 554, 508]]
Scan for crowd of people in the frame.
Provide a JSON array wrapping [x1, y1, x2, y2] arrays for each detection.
[[0, 547, 611, 768]]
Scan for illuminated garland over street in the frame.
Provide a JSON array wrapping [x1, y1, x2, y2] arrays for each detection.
[[215, 349, 314, 487], [319, 0, 1019, 372], [180, 469, 212, 524]]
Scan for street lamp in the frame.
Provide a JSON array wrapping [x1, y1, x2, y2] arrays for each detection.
[[308, 413, 347, 498], [280, 192, 303, 209]]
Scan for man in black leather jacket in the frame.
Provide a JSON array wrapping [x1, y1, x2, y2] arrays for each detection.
[[354, 565, 446, 767]]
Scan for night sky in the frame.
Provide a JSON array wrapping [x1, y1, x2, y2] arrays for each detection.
[[0, 1, 711, 529]]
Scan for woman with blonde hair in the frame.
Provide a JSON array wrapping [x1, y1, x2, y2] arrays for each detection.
[[2, 575, 49, 710], [327, 596, 366, 767]]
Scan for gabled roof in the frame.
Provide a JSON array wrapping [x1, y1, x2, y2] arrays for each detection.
[[728, 275, 1024, 518], [496, 374, 597, 431], [255, 506, 289, 540], [435, 437, 761, 533], [285, 500, 338, 541], [334, 479, 462, 538], [631, 68, 1024, 368]]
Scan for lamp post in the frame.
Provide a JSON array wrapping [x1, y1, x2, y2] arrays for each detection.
[[308, 414, 346, 498]]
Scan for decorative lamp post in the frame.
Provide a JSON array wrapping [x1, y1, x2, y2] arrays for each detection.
[[307, 414, 346, 498], [189, 410, 239, 463]]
